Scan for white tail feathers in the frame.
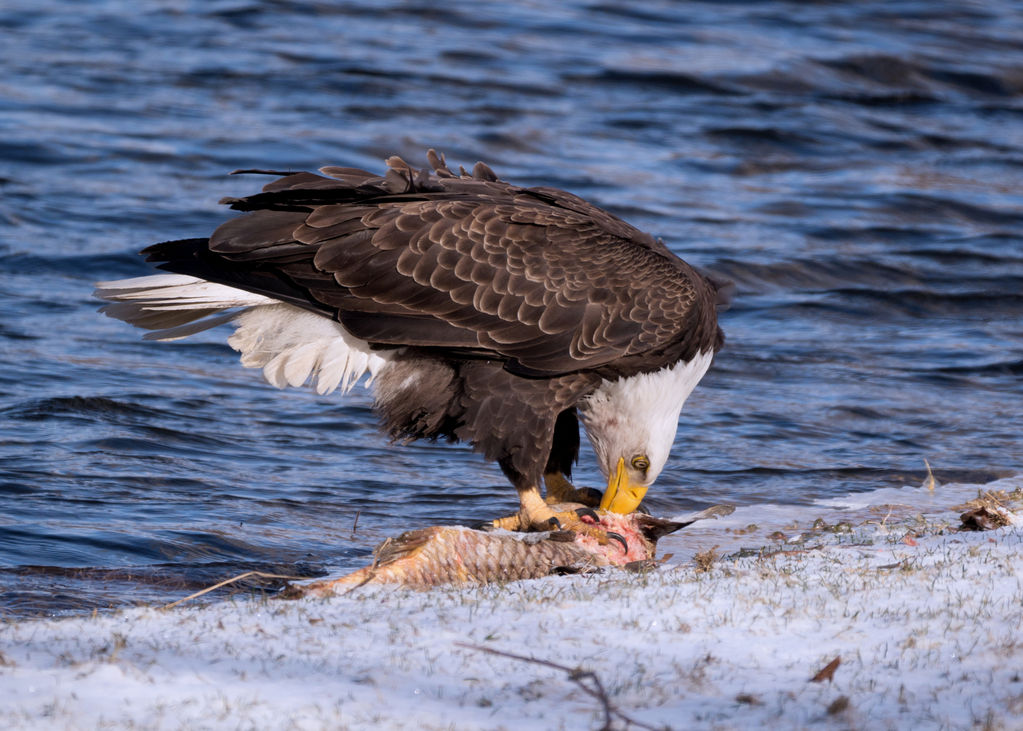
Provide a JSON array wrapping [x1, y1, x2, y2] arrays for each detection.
[[96, 274, 391, 395], [95, 274, 275, 340]]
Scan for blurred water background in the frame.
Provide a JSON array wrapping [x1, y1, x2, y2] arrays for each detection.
[[1, 0, 1021, 616]]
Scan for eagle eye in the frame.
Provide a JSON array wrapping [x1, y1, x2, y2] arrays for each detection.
[[631, 455, 650, 472]]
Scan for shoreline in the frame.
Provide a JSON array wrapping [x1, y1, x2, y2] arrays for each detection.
[[2, 477, 1021, 730]]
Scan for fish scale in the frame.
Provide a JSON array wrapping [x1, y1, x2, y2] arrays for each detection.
[[289, 507, 733, 595]]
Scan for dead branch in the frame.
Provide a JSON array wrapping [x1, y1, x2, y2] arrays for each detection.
[[456, 642, 671, 731]]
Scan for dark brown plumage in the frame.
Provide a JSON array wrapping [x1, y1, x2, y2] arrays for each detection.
[[105, 151, 724, 527]]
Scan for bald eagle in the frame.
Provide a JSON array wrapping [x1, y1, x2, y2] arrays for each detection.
[[96, 151, 724, 537]]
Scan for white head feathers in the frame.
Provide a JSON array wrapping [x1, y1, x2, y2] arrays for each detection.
[[579, 350, 714, 484]]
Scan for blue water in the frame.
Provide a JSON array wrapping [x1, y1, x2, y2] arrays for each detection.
[[2, 0, 1021, 617]]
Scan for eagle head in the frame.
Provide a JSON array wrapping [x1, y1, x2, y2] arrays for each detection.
[[579, 352, 713, 513]]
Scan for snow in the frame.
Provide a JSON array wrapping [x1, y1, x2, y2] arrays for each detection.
[[2, 476, 1022, 730]]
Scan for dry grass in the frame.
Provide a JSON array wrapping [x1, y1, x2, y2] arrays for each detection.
[[159, 571, 318, 610], [954, 489, 1023, 515], [692, 546, 719, 573]]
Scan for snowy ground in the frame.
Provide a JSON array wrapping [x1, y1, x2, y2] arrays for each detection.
[[2, 476, 1022, 730]]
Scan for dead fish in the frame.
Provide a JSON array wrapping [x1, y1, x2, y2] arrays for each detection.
[[287, 505, 732, 596]]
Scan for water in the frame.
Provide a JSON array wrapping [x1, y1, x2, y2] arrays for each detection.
[[2, 0, 1021, 618]]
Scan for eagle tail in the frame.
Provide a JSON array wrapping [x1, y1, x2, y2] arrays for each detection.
[[95, 273, 389, 394], [94, 272, 274, 341]]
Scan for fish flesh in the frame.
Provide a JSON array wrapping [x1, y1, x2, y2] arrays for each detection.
[[287, 505, 732, 596]]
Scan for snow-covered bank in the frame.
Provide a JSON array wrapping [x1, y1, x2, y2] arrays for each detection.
[[2, 477, 1022, 730]]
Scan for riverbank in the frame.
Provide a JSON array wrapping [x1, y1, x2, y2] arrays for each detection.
[[2, 476, 1021, 730]]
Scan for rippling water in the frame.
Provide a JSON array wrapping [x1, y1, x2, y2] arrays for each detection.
[[2, 0, 1022, 617]]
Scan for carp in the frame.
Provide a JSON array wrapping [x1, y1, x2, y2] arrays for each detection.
[[288, 505, 732, 596]]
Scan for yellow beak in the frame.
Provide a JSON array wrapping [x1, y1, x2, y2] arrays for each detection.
[[599, 457, 648, 514]]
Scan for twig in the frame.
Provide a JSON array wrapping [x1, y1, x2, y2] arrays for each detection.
[[456, 642, 670, 731], [866, 505, 895, 529], [352, 510, 361, 534], [160, 571, 317, 610]]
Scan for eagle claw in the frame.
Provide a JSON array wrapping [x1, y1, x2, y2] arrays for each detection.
[[606, 531, 629, 553]]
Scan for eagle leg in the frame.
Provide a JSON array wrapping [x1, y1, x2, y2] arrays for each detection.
[[490, 486, 615, 545], [543, 471, 602, 507]]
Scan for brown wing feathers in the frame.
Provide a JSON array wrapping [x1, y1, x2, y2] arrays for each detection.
[[143, 151, 716, 377]]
